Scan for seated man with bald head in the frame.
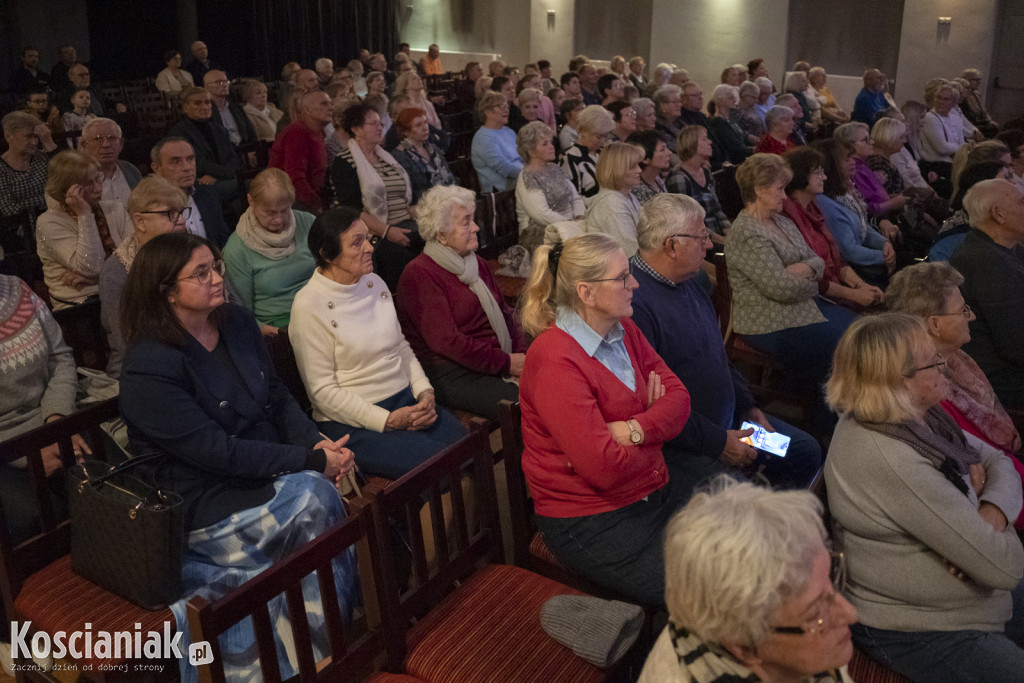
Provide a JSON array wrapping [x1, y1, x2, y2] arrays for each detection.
[[169, 86, 240, 215], [950, 178, 1024, 409], [629, 193, 822, 492], [204, 70, 255, 146], [186, 40, 221, 85], [269, 89, 331, 213], [79, 117, 140, 206]]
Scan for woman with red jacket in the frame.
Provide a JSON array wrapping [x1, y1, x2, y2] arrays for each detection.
[[518, 233, 691, 606]]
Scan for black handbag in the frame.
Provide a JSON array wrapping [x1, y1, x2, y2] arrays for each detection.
[[67, 454, 185, 610]]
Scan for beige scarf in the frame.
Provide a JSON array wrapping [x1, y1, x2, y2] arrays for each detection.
[[235, 205, 297, 260]]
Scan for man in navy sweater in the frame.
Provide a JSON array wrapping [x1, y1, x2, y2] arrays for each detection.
[[629, 193, 821, 490]]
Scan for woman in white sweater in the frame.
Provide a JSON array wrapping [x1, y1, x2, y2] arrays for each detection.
[[584, 142, 645, 256], [920, 82, 966, 187], [825, 313, 1024, 682], [289, 207, 466, 479]]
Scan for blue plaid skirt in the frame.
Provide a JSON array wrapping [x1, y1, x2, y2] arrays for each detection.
[[170, 471, 357, 682]]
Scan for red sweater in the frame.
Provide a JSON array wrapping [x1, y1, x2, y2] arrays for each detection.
[[755, 134, 794, 155], [519, 319, 690, 518], [396, 254, 527, 375], [269, 121, 327, 212]]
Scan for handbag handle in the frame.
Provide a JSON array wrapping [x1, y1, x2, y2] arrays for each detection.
[[82, 452, 165, 487]]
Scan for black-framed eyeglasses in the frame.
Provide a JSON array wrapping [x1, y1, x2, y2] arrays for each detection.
[[177, 259, 225, 285], [588, 266, 633, 289], [932, 303, 972, 319], [770, 552, 846, 636], [141, 206, 192, 223], [906, 354, 946, 377], [669, 230, 712, 243]]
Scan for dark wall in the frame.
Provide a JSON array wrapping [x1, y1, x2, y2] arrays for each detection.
[[87, 0, 180, 80], [787, 0, 904, 79]]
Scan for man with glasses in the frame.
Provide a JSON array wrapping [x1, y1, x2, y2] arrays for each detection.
[[150, 136, 232, 247], [8, 46, 49, 95], [59, 63, 126, 116], [80, 118, 141, 206], [203, 70, 255, 146], [629, 194, 822, 494]]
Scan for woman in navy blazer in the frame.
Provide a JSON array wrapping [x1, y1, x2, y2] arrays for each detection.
[[118, 232, 357, 680]]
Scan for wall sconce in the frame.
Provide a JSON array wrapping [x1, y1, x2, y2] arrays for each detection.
[[547, 9, 555, 29]]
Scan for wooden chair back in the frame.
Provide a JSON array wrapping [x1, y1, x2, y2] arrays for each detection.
[[497, 400, 531, 567], [187, 499, 384, 683], [53, 298, 110, 371], [0, 398, 121, 623], [713, 165, 744, 221], [366, 422, 499, 670]]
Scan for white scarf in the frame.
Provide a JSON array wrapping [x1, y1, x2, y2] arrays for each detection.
[[243, 102, 279, 130], [346, 138, 412, 224], [422, 240, 512, 354], [234, 205, 297, 260]]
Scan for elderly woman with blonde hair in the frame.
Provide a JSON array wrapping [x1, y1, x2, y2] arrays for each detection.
[[242, 79, 284, 142], [639, 478, 858, 682], [223, 168, 317, 335], [561, 104, 614, 198], [36, 150, 132, 308], [668, 125, 731, 245], [920, 81, 967, 186], [471, 90, 523, 193], [515, 121, 584, 252], [396, 186, 528, 421], [825, 312, 1024, 681], [585, 142, 645, 256], [393, 71, 441, 129]]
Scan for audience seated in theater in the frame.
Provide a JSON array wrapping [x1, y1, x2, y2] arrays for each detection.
[[930, 162, 1008, 262], [949, 178, 1024, 410], [585, 141, 644, 256], [515, 121, 585, 252], [223, 169, 316, 336], [640, 478, 857, 682], [560, 71, 582, 101], [277, 62, 301, 110], [707, 84, 753, 165], [314, 58, 333, 90], [519, 233, 691, 606], [60, 89, 95, 136], [598, 73, 624, 107], [368, 53, 392, 87], [150, 137, 232, 248], [562, 104, 613, 198], [920, 81, 968, 189], [327, 69, 359, 104], [184, 40, 220, 85], [346, 59, 366, 98], [961, 68, 999, 138], [724, 153, 856, 406], [118, 231, 357, 680], [608, 55, 627, 82], [268, 89, 331, 214], [668, 69, 689, 91], [419, 43, 443, 76], [628, 56, 647, 92], [852, 68, 888, 125], [332, 102, 422, 291], [37, 150, 131, 309], [0, 111, 57, 218], [951, 79, 985, 145], [885, 262, 1024, 522], [59, 64, 126, 116], [390, 108, 454, 204], [834, 122, 907, 225], [951, 140, 1013, 200], [731, 80, 765, 145], [606, 101, 636, 143], [784, 71, 816, 135], [775, 93, 807, 146], [204, 70, 256, 147], [489, 76, 523, 132], [169, 87, 240, 214], [630, 195, 822, 491], [397, 186, 528, 421], [557, 97, 584, 152], [755, 105, 797, 155], [7, 46, 48, 95], [393, 71, 441, 130], [325, 98, 358, 165], [667, 126, 730, 246], [289, 208, 466, 479], [515, 88, 544, 133], [577, 63, 601, 106], [648, 63, 673, 96], [824, 312, 1024, 682], [517, 74, 556, 129], [808, 66, 850, 129], [242, 79, 284, 142], [870, 116, 947, 228], [676, 83, 721, 169], [99, 176, 187, 377], [998, 128, 1024, 195], [632, 96, 656, 134], [652, 85, 684, 158], [48, 43, 77, 94], [22, 88, 63, 135], [812, 138, 895, 288], [752, 77, 775, 123], [80, 118, 141, 207], [782, 146, 884, 310], [456, 61, 482, 111], [471, 91, 523, 193], [155, 50, 194, 95], [720, 65, 742, 87], [626, 130, 670, 206]]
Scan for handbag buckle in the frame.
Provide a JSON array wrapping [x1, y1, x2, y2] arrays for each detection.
[[129, 500, 144, 520]]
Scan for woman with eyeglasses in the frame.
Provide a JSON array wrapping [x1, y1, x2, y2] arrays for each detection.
[[222, 169, 316, 338], [98, 176, 188, 377], [667, 126, 731, 246], [119, 231, 358, 681], [518, 233, 691, 606], [825, 312, 1024, 682], [471, 91, 523, 193], [639, 478, 858, 682]]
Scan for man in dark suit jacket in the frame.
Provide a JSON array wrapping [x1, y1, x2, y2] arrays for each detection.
[[8, 46, 48, 95], [185, 41, 222, 86], [204, 70, 256, 147], [151, 136, 233, 247], [169, 87, 241, 217]]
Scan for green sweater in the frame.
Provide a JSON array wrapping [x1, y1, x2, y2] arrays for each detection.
[[223, 210, 317, 328]]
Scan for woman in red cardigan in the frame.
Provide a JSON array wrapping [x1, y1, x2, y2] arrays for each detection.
[[519, 233, 691, 606]]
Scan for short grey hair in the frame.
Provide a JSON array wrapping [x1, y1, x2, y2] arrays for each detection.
[[632, 97, 654, 119], [754, 76, 774, 90], [150, 136, 191, 166], [739, 81, 760, 99], [783, 71, 807, 92], [834, 121, 868, 146], [81, 116, 122, 140], [964, 178, 1019, 228], [417, 185, 478, 243], [764, 105, 793, 130], [710, 84, 739, 105], [636, 193, 706, 252], [652, 84, 682, 108], [315, 57, 333, 71], [517, 121, 554, 163], [885, 261, 964, 319], [775, 93, 798, 108], [2, 110, 38, 136], [664, 476, 827, 648], [517, 87, 542, 107]]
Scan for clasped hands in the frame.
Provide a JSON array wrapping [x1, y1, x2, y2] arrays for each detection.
[[313, 433, 356, 482], [385, 390, 437, 432]]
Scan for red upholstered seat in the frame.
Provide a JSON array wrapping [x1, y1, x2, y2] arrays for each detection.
[[847, 647, 912, 683], [404, 564, 604, 683], [363, 674, 430, 682], [14, 555, 176, 671], [528, 531, 570, 570]]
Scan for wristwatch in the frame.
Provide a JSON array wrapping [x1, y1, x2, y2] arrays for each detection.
[[627, 419, 643, 445]]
